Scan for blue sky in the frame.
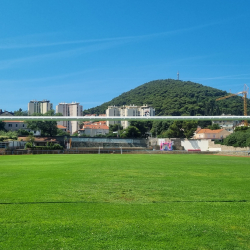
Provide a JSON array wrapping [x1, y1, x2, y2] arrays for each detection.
[[1, 0, 250, 112]]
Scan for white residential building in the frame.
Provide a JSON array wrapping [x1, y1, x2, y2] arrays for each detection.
[[79, 122, 109, 137], [106, 106, 121, 127], [56, 102, 83, 135], [3, 120, 41, 136], [212, 114, 240, 133], [28, 100, 52, 115], [106, 104, 155, 128]]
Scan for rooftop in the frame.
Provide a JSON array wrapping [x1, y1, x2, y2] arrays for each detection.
[[196, 129, 224, 134]]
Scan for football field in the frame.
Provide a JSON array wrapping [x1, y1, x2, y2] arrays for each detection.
[[0, 154, 249, 249]]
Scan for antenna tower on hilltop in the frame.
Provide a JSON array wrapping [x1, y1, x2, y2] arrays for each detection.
[[177, 71, 179, 80]]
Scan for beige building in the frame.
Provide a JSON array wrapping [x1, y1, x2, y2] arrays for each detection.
[[56, 102, 83, 135], [28, 100, 52, 115], [193, 128, 230, 140], [79, 123, 109, 137], [106, 106, 120, 127], [106, 104, 155, 128]]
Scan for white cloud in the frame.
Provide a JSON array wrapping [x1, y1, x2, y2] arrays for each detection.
[[0, 20, 223, 50], [0, 40, 126, 70]]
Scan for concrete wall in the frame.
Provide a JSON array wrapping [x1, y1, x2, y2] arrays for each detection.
[[148, 138, 250, 152], [181, 139, 250, 152], [181, 139, 209, 151], [208, 140, 250, 151]]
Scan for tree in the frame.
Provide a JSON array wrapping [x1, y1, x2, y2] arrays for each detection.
[[0, 130, 18, 139], [234, 126, 250, 133], [150, 121, 161, 137], [121, 126, 141, 138], [72, 132, 79, 137], [206, 124, 221, 130], [0, 121, 6, 131], [56, 129, 70, 136], [165, 121, 184, 138], [14, 108, 28, 116], [26, 110, 59, 137], [109, 124, 123, 132], [182, 121, 198, 138], [130, 121, 152, 138], [26, 134, 35, 146], [17, 129, 31, 136], [150, 121, 172, 137], [246, 137, 250, 147], [163, 121, 197, 138], [197, 120, 212, 128], [222, 129, 250, 147], [108, 124, 123, 138]]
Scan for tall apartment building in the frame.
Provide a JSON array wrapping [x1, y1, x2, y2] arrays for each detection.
[[28, 100, 52, 115], [106, 104, 155, 128], [56, 102, 83, 135], [106, 105, 120, 127]]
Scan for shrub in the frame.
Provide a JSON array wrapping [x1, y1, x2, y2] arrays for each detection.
[[25, 142, 33, 149], [26, 143, 63, 150], [214, 139, 222, 144], [223, 130, 250, 147], [17, 129, 30, 136]]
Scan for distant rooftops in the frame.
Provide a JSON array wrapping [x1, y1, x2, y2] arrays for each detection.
[[196, 129, 224, 134], [57, 125, 67, 129], [83, 114, 106, 117], [29, 99, 51, 103], [58, 102, 80, 105], [108, 104, 153, 108], [0, 110, 14, 116], [3, 120, 24, 123], [80, 124, 109, 130]]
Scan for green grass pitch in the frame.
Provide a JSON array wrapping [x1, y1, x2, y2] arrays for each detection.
[[0, 154, 250, 249]]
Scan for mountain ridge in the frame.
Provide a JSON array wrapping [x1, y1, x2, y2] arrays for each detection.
[[83, 79, 249, 116]]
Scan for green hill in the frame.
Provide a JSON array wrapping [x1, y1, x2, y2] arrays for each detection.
[[83, 79, 249, 116]]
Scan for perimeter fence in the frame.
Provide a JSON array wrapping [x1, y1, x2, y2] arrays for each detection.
[[0, 149, 249, 156], [0, 149, 220, 155]]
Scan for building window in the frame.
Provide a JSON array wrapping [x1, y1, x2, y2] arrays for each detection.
[[8, 124, 12, 127], [16, 124, 18, 127]]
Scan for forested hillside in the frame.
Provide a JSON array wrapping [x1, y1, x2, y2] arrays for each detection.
[[83, 79, 249, 116]]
